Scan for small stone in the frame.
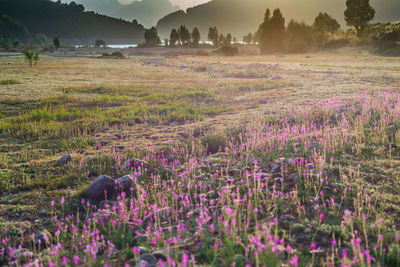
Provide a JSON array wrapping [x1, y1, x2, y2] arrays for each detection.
[[322, 186, 333, 193], [95, 210, 117, 221], [332, 183, 345, 190], [115, 174, 134, 191], [138, 260, 155, 267], [56, 154, 71, 166], [140, 253, 158, 265], [279, 214, 296, 224], [152, 251, 167, 261], [287, 173, 299, 182], [271, 163, 281, 173], [35, 229, 51, 248], [86, 175, 115, 202], [11, 248, 33, 260]]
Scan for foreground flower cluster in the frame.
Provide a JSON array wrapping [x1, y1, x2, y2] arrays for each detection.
[[2, 91, 400, 266]]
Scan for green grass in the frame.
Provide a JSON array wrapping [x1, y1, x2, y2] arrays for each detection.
[[0, 78, 22, 85]]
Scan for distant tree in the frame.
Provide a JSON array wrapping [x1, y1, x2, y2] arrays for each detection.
[[178, 25, 191, 45], [225, 33, 232, 45], [259, 8, 286, 54], [170, 29, 179, 46], [69, 1, 85, 12], [95, 39, 106, 48], [313, 13, 340, 44], [219, 33, 226, 45], [144, 27, 161, 45], [0, 12, 28, 39], [314, 13, 340, 34], [243, 32, 253, 44], [0, 38, 13, 50], [253, 30, 260, 44], [258, 9, 271, 53], [286, 20, 314, 52], [34, 33, 48, 45], [12, 40, 21, 48], [53, 37, 60, 50], [208, 27, 219, 47], [23, 49, 40, 67], [345, 0, 375, 37], [192, 27, 201, 46], [163, 38, 169, 46]]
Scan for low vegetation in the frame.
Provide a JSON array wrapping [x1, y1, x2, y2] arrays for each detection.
[[2, 89, 400, 266], [0, 79, 21, 85]]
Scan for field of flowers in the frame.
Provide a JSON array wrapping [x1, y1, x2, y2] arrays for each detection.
[[2, 89, 400, 266]]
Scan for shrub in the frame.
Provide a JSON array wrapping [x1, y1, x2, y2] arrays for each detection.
[[221, 46, 239, 56], [375, 29, 400, 49], [101, 51, 125, 58], [0, 79, 21, 85], [0, 38, 13, 50], [34, 33, 48, 45], [202, 132, 227, 154], [95, 39, 106, 48], [53, 37, 60, 50], [22, 49, 40, 67], [196, 49, 209, 56], [286, 20, 314, 53]]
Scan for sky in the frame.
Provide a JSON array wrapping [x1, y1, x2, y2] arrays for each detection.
[[117, 0, 209, 10]]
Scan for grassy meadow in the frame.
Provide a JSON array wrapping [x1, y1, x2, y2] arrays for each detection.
[[1, 48, 400, 266]]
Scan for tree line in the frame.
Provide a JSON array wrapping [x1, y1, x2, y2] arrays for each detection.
[[255, 0, 377, 54], [143, 0, 398, 54], [144, 25, 237, 47]]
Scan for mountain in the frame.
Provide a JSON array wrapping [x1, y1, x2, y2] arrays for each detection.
[[63, 0, 180, 27], [0, 12, 28, 39], [156, 0, 400, 39], [0, 0, 146, 44]]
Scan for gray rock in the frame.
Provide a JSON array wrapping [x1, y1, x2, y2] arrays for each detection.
[[10, 248, 33, 260], [333, 183, 345, 190], [115, 174, 134, 191], [140, 253, 158, 265], [86, 175, 115, 202], [35, 229, 51, 247], [95, 210, 117, 221], [322, 186, 333, 193], [56, 154, 71, 166], [152, 251, 167, 261], [138, 260, 155, 267], [279, 214, 296, 224], [271, 163, 281, 173], [287, 173, 299, 182]]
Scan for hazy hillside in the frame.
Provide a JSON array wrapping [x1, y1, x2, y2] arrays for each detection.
[[65, 0, 180, 27], [0, 0, 146, 44], [0, 12, 28, 39], [157, 0, 400, 38]]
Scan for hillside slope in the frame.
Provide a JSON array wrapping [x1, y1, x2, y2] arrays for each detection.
[[0, 0, 146, 44], [66, 0, 180, 28], [157, 0, 400, 38]]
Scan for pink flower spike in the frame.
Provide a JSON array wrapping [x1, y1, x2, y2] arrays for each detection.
[[289, 255, 298, 267]]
